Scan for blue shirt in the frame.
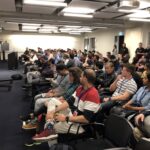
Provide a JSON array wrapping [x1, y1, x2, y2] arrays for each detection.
[[131, 86, 150, 110]]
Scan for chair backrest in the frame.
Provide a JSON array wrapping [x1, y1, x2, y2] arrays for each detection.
[[104, 114, 133, 147], [134, 137, 150, 150]]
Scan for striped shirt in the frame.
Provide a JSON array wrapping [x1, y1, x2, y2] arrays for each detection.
[[113, 77, 137, 97]]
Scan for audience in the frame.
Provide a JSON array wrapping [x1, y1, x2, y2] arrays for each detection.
[[19, 45, 150, 148]]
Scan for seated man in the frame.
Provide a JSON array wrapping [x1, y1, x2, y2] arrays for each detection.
[[33, 64, 70, 112], [122, 72, 150, 114], [101, 64, 137, 113], [32, 69, 100, 141], [97, 62, 116, 97], [111, 71, 150, 117]]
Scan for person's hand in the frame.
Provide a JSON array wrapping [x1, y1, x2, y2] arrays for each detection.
[[122, 104, 131, 110], [122, 104, 126, 109], [45, 92, 54, 97], [98, 85, 101, 90], [103, 97, 110, 102], [44, 101, 49, 107], [124, 105, 132, 110], [99, 88, 104, 92], [135, 114, 145, 125], [116, 74, 123, 81], [54, 113, 66, 122]]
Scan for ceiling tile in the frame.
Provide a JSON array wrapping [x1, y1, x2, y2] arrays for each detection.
[[3, 23, 19, 31], [23, 5, 57, 14], [0, 0, 16, 12], [94, 12, 123, 19]]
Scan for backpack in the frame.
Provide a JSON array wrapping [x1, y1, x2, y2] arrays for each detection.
[[50, 144, 74, 150], [11, 74, 23, 80]]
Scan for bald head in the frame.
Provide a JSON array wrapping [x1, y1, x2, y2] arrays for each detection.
[[83, 69, 96, 84]]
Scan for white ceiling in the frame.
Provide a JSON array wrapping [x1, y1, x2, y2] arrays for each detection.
[[23, 5, 57, 14], [0, 0, 16, 12], [0, 0, 149, 34]]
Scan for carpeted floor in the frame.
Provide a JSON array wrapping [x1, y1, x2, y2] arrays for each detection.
[[0, 61, 49, 150]]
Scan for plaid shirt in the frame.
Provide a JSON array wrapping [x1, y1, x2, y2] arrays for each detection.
[[63, 83, 79, 101]]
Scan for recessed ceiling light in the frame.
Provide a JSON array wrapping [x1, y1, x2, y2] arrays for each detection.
[[22, 29, 37, 32], [69, 32, 81, 35], [22, 26, 38, 29], [128, 10, 150, 18], [64, 13, 93, 18], [23, 0, 67, 7], [129, 18, 150, 22], [63, 7, 95, 14]]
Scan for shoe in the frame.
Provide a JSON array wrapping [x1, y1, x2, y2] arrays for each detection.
[[22, 119, 38, 130], [25, 139, 41, 147], [32, 128, 58, 141], [19, 114, 32, 121], [22, 84, 32, 88]]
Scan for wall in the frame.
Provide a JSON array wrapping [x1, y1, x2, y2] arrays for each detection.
[[124, 27, 143, 61], [84, 28, 124, 57], [142, 23, 150, 47], [0, 33, 84, 58], [125, 23, 150, 61]]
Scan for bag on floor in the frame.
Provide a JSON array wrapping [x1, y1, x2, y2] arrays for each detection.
[[11, 74, 23, 80], [50, 144, 74, 150]]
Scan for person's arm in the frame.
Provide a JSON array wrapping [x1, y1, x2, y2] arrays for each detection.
[[69, 115, 89, 123], [123, 105, 144, 111], [109, 75, 122, 92], [111, 91, 132, 101], [122, 100, 133, 108], [54, 114, 89, 123], [104, 74, 116, 88], [55, 101, 69, 112]]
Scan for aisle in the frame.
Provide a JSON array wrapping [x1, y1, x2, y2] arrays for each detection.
[[0, 62, 49, 150]]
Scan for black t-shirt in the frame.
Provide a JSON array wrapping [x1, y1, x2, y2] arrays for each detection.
[[135, 47, 145, 54], [120, 47, 129, 56]]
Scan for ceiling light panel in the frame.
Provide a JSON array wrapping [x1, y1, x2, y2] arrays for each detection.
[[65, 25, 81, 28], [95, 0, 116, 2], [62, 7, 95, 14], [62, 0, 107, 13], [41, 25, 58, 29], [23, 23, 41, 26], [129, 18, 150, 22], [138, 1, 150, 9], [22, 26, 39, 29], [128, 10, 150, 18], [22, 29, 37, 32], [23, 0, 67, 7], [69, 32, 81, 35], [64, 13, 93, 18]]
